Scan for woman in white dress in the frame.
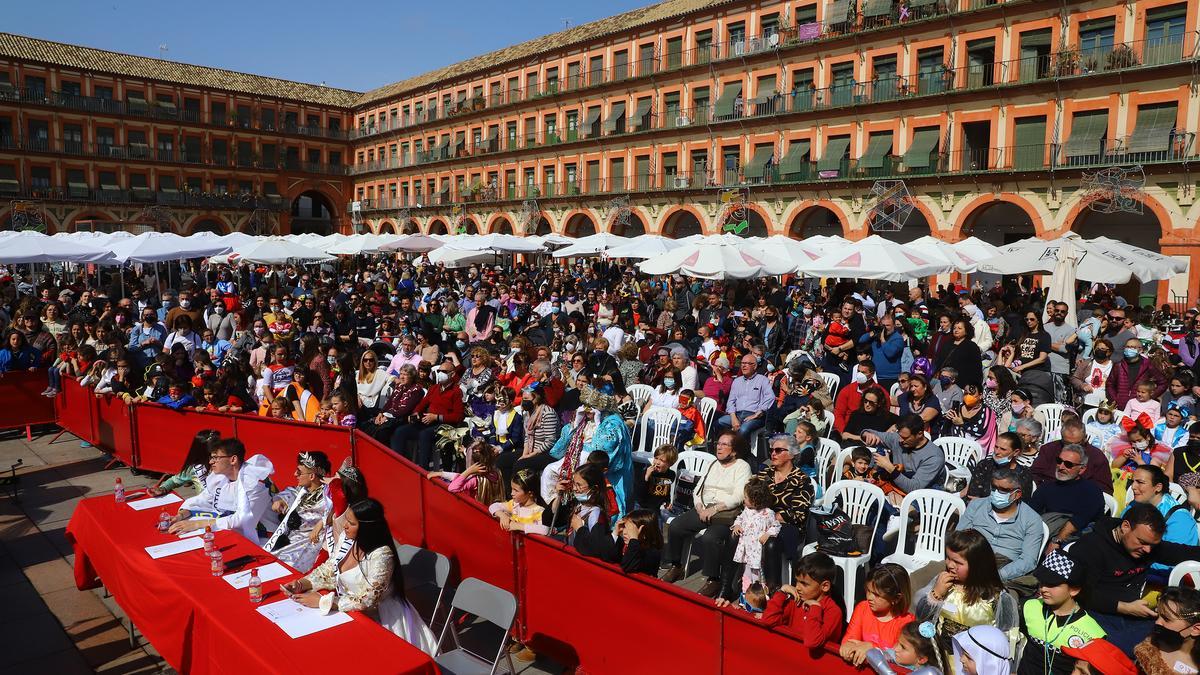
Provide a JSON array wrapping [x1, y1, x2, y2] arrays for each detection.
[[282, 498, 437, 655], [262, 451, 333, 574]]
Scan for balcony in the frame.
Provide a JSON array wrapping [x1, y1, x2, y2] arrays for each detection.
[[2, 137, 349, 176], [0, 87, 350, 140], [349, 35, 1194, 179], [0, 183, 287, 210]]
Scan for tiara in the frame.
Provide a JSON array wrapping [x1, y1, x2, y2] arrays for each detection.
[[918, 621, 936, 639], [298, 452, 318, 469]]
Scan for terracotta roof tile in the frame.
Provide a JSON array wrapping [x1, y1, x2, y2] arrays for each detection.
[[0, 32, 361, 107], [355, 0, 732, 106]]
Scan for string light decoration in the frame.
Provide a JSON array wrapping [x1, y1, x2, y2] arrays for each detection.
[[718, 187, 750, 235], [1080, 164, 1146, 214], [866, 180, 915, 232]]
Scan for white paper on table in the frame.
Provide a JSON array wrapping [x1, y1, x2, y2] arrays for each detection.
[[145, 537, 205, 559], [176, 516, 217, 538], [256, 598, 353, 638], [224, 562, 291, 589], [127, 493, 182, 511]]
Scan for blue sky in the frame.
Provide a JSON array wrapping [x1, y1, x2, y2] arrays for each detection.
[[6, 0, 656, 92]]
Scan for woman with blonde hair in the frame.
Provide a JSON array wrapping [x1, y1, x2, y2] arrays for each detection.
[[355, 350, 392, 414], [460, 347, 495, 405]]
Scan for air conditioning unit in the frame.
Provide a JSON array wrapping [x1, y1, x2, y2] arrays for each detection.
[[675, 115, 692, 127], [673, 176, 691, 189], [767, 33, 780, 48]]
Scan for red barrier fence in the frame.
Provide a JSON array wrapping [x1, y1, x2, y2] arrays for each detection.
[[15, 372, 862, 675], [0, 369, 56, 435]]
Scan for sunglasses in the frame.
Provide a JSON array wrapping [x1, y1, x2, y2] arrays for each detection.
[[1055, 458, 1081, 469], [770, 446, 790, 454]]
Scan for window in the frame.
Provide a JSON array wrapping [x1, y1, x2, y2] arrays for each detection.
[[237, 141, 254, 166], [211, 101, 227, 124], [1146, 4, 1187, 64], [183, 98, 201, 121], [61, 81, 81, 97], [965, 38, 995, 87], [158, 134, 175, 161], [212, 139, 228, 165], [1078, 17, 1115, 72], [638, 43, 656, 76], [185, 136, 202, 163], [796, 4, 817, 25], [692, 86, 709, 124], [588, 56, 604, 85], [25, 76, 46, 97], [727, 22, 746, 55], [62, 124, 83, 154], [1018, 29, 1052, 82], [27, 120, 48, 148], [695, 30, 713, 65], [307, 148, 321, 166], [262, 143, 277, 166], [830, 62, 855, 106], [66, 169, 87, 197], [30, 166, 51, 189], [609, 158, 625, 192], [94, 85, 113, 100], [98, 171, 118, 190], [329, 151, 341, 166], [917, 47, 949, 93], [666, 37, 683, 69], [261, 108, 276, 130], [545, 68, 559, 94], [613, 50, 629, 80]]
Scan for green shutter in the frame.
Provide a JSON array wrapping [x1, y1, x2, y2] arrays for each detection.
[[1127, 104, 1178, 153], [858, 132, 893, 169], [1063, 110, 1108, 159], [744, 145, 775, 178], [631, 98, 653, 131], [714, 82, 742, 118], [603, 101, 627, 133], [826, 0, 852, 21], [903, 128, 941, 168], [1013, 116, 1047, 169], [818, 136, 851, 172], [779, 140, 812, 176], [863, 0, 891, 17]]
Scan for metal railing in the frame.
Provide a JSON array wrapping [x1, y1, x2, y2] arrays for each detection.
[[0, 182, 287, 210], [0, 86, 349, 140], [7, 136, 348, 175]]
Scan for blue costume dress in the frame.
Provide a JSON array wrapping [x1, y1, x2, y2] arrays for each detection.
[[547, 411, 634, 518]]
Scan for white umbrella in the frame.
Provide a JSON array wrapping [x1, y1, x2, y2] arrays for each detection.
[[976, 233, 1173, 283], [951, 236, 1003, 267], [905, 235, 978, 272], [209, 237, 334, 265], [109, 232, 231, 263], [448, 233, 544, 253], [798, 235, 954, 281], [1042, 236, 1080, 327], [743, 235, 825, 267], [379, 234, 445, 253], [803, 234, 852, 253], [638, 237, 794, 279], [605, 235, 684, 260], [529, 233, 574, 248], [217, 232, 258, 248], [427, 246, 497, 268], [0, 231, 115, 264], [1090, 236, 1188, 274], [325, 234, 397, 256], [551, 232, 631, 258]]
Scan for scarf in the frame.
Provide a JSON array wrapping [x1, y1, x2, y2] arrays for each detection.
[[558, 409, 595, 486], [523, 404, 543, 454]]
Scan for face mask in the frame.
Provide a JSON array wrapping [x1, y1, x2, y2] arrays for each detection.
[[766, 362, 775, 372], [594, 348, 605, 356], [663, 377, 676, 389], [801, 307, 813, 316], [963, 394, 980, 408], [283, 301, 293, 309], [520, 401, 534, 412], [852, 371, 869, 386], [1011, 401, 1026, 414], [938, 376, 953, 386], [993, 454, 1011, 466], [144, 316, 155, 324], [1133, 440, 1150, 451], [573, 491, 590, 503], [435, 371, 450, 384], [985, 378, 998, 390], [1124, 348, 1141, 360], [455, 340, 467, 350], [1151, 623, 1188, 653], [989, 488, 1015, 510], [270, 306, 281, 313], [179, 300, 191, 309], [214, 306, 225, 315], [326, 356, 337, 365], [389, 296, 398, 303], [551, 307, 561, 314]]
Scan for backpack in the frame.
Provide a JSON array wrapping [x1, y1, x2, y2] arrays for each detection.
[[664, 469, 700, 518], [805, 504, 871, 557]]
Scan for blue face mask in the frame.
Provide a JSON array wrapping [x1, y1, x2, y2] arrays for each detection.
[[573, 491, 590, 503], [599, 383, 614, 395], [990, 488, 1016, 510], [993, 454, 1011, 466], [551, 307, 561, 314], [455, 340, 467, 350], [663, 377, 676, 389], [1124, 347, 1141, 360]]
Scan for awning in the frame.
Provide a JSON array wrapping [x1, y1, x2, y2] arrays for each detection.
[[1020, 29, 1052, 47], [858, 133, 894, 169], [903, 127, 941, 168], [1063, 110, 1108, 158], [632, 98, 653, 128], [435, 137, 450, 158], [826, 0, 852, 22], [754, 78, 776, 104], [603, 101, 626, 133], [714, 82, 742, 118], [0, 179, 19, 193], [818, 136, 851, 172], [454, 136, 466, 152], [743, 145, 775, 178], [158, 100, 177, 110], [1127, 104, 1177, 153], [862, 0, 891, 17], [486, 127, 499, 142], [778, 140, 812, 174], [437, 184, 450, 198], [584, 107, 602, 131]]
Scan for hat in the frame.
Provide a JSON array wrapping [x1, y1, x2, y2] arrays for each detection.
[[58, 289, 75, 298], [1061, 638, 1135, 675], [1167, 400, 1192, 418], [578, 384, 619, 412], [1033, 549, 1083, 587], [1096, 399, 1117, 413]]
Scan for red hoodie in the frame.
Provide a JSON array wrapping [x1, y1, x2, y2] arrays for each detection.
[[762, 593, 843, 649]]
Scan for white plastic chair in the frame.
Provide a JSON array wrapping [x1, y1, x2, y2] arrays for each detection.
[[881, 489, 966, 572], [889, 382, 902, 403], [632, 407, 681, 464], [696, 396, 718, 447], [434, 577, 517, 675], [669, 451, 717, 575], [1036, 403, 1067, 443], [627, 383, 654, 410], [397, 544, 451, 633], [815, 437, 842, 493], [819, 371, 841, 400], [833, 447, 857, 481], [821, 409, 836, 438], [1171, 482, 1188, 504], [933, 437, 984, 472], [1102, 491, 1119, 517], [802, 480, 886, 612], [1080, 407, 1126, 426], [1169, 560, 1200, 587]]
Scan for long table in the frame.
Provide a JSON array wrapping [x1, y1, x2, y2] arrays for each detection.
[[66, 494, 437, 675]]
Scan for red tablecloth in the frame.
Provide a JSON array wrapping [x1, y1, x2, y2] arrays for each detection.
[[66, 495, 437, 675]]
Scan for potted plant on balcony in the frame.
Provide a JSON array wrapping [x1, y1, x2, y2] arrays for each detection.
[[463, 178, 483, 202], [1054, 49, 1080, 76], [1106, 44, 1138, 70]]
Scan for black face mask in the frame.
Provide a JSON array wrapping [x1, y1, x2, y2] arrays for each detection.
[[520, 401, 534, 412], [1151, 623, 1188, 652]]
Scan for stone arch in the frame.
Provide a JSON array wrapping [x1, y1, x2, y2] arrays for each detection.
[[612, 208, 646, 237], [1059, 191, 1174, 243], [715, 201, 771, 237], [426, 218, 449, 235], [489, 216, 515, 235], [868, 201, 934, 244], [659, 205, 707, 238], [1063, 193, 1170, 306], [399, 217, 418, 234], [953, 193, 1047, 242], [290, 189, 337, 235], [63, 208, 119, 233], [188, 217, 227, 235], [785, 202, 849, 239], [563, 211, 598, 237], [378, 220, 398, 234]]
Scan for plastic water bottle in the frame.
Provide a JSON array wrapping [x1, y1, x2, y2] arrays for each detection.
[[157, 511, 171, 533], [114, 478, 126, 503], [209, 549, 223, 576], [202, 526, 215, 554], [248, 568, 262, 604]]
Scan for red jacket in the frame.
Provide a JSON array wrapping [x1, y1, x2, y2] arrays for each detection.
[[414, 379, 465, 424], [762, 593, 843, 649], [1105, 357, 1167, 409]]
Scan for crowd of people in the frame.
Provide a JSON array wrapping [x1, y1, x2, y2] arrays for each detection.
[[3, 254, 1200, 673]]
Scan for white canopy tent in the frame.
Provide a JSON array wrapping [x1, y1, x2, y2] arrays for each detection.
[[551, 232, 631, 258], [0, 231, 115, 264], [109, 232, 232, 263], [797, 235, 955, 281], [637, 237, 794, 279], [379, 234, 445, 253], [975, 232, 1178, 283], [604, 235, 684, 260], [207, 237, 334, 265]]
